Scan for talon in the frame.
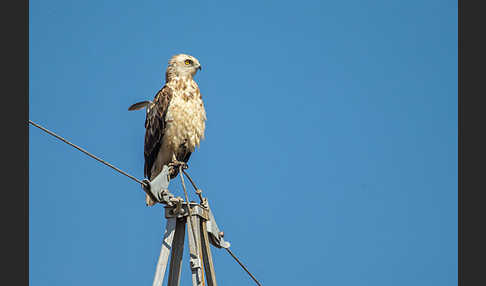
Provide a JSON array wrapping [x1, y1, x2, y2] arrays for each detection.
[[168, 160, 188, 170]]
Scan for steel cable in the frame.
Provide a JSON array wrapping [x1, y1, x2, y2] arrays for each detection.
[[30, 119, 262, 285]]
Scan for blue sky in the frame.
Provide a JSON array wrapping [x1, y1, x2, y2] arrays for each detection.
[[30, 0, 457, 285]]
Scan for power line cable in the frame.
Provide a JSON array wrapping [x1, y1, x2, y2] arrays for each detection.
[[29, 119, 262, 285], [226, 248, 262, 286], [28, 120, 156, 203], [29, 120, 143, 185], [181, 171, 263, 286]]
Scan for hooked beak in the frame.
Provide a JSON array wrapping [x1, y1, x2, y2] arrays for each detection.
[[197, 65, 202, 71]]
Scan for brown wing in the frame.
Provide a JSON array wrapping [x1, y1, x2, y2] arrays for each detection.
[[144, 85, 173, 179]]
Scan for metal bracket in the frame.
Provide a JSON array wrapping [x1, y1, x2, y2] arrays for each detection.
[[142, 165, 181, 206], [163, 201, 230, 249], [165, 203, 209, 220], [205, 202, 231, 249]]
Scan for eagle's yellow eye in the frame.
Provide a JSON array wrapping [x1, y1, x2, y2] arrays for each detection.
[[184, 59, 192, 65]]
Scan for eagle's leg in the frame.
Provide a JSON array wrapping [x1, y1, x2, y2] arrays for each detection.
[[168, 153, 188, 168], [168, 153, 188, 178]]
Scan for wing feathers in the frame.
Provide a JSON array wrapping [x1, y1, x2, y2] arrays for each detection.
[[143, 86, 173, 179]]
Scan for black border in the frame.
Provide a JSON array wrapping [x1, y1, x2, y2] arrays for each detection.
[[459, 0, 486, 285], [1, 0, 28, 285]]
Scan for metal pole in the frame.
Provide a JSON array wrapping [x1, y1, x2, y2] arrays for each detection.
[[152, 218, 177, 286]]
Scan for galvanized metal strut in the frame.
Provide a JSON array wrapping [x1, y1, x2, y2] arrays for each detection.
[[142, 166, 230, 286]]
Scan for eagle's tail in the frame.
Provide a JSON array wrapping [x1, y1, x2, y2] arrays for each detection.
[[145, 194, 156, 207]]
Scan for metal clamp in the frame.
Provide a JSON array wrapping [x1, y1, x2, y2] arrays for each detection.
[[205, 202, 231, 249], [165, 203, 209, 220], [141, 165, 177, 206]]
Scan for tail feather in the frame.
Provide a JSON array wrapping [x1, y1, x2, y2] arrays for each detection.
[[128, 100, 152, 111], [146, 194, 156, 206]]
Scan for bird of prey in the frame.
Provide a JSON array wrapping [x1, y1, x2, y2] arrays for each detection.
[[129, 54, 206, 206]]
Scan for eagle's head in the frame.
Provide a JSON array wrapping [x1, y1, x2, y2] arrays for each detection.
[[166, 54, 202, 80]]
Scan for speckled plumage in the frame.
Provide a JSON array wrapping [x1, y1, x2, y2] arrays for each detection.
[[129, 54, 206, 206]]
